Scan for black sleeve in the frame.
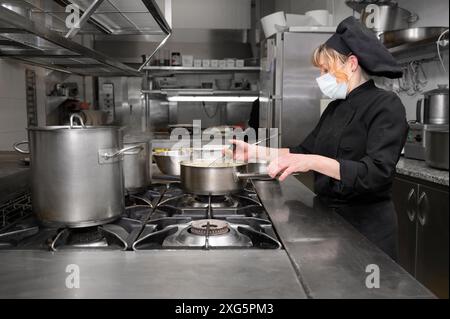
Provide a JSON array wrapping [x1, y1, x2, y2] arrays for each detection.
[[331, 93, 408, 195], [289, 102, 334, 154]]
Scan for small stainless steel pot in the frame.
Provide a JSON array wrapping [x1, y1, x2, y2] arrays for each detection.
[[123, 137, 152, 193], [180, 160, 271, 195]]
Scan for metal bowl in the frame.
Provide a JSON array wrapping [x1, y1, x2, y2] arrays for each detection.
[[380, 27, 449, 48], [153, 150, 192, 176]]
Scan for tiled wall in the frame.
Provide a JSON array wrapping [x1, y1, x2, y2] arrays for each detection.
[[0, 59, 47, 151], [0, 59, 27, 151]]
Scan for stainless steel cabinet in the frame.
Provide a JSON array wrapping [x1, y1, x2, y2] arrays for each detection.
[[392, 176, 449, 298]]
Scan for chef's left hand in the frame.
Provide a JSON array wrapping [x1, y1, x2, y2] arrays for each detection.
[[267, 154, 314, 181]]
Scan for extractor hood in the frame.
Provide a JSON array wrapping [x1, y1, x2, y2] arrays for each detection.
[[0, 0, 171, 76]]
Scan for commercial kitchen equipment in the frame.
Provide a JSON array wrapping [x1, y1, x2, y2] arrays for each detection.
[[0, 180, 281, 251], [425, 125, 449, 170], [123, 136, 152, 193], [417, 85, 449, 125], [404, 122, 428, 161], [12, 114, 142, 227], [381, 27, 449, 49], [405, 85, 449, 161], [0, 174, 435, 298], [359, 3, 417, 35], [0, 0, 172, 76], [260, 30, 333, 148]]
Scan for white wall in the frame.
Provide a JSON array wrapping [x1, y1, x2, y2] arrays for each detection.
[[0, 59, 47, 151], [172, 0, 251, 29]]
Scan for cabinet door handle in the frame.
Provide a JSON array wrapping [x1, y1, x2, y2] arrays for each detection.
[[406, 188, 417, 222], [417, 191, 429, 226]]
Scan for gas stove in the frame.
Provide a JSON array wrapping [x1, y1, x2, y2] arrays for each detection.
[[0, 183, 281, 251]]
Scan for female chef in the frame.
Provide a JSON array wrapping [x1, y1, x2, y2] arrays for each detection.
[[230, 17, 408, 259]]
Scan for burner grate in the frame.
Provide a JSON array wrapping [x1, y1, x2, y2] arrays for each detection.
[[0, 193, 32, 230]]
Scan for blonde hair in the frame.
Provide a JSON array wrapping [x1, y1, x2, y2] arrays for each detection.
[[312, 44, 350, 83]]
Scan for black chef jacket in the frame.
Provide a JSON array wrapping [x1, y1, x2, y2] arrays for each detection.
[[290, 80, 408, 259]]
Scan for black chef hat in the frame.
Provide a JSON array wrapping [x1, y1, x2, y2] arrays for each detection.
[[325, 16, 403, 79]]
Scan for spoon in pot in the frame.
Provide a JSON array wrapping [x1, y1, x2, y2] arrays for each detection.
[[207, 133, 280, 167]]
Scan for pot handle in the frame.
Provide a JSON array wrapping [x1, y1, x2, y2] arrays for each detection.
[[416, 99, 422, 123], [236, 172, 299, 180], [13, 141, 30, 154], [69, 113, 86, 128], [100, 144, 144, 160]]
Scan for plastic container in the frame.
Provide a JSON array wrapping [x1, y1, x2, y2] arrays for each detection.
[[261, 11, 286, 38]]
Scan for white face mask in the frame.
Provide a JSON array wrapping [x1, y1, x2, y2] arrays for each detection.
[[316, 73, 348, 100]]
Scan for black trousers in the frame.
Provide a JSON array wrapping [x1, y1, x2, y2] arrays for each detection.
[[334, 200, 399, 261]]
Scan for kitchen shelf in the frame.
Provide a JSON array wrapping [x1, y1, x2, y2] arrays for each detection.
[[143, 89, 259, 95], [143, 66, 261, 74], [0, 1, 171, 76], [143, 89, 259, 102]]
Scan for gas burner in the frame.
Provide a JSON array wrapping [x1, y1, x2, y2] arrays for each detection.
[[163, 221, 252, 248], [63, 227, 108, 248], [124, 205, 152, 221], [49, 224, 128, 251], [190, 219, 229, 236], [125, 182, 184, 208], [184, 195, 238, 209], [133, 217, 282, 250]]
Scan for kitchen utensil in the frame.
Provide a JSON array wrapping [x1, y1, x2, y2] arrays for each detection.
[[345, 0, 393, 12], [416, 85, 449, 125], [380, 27, 448, 48], [206, 133, 280, 167], [153, 149, 192, 176], [180, 160, 272, 195], [123, 136, 151, 193], [425, 125, 449, 170], [12, 114, 141, 227], [360, 4, 416, 34]]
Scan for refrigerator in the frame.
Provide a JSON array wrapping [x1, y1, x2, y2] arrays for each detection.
[[259, 30, 334, 148]]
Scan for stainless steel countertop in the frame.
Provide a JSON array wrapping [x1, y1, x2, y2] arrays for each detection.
[[253, 178, 435, 299], [0, 173, 435, 298], [0, 250, 305, 299]]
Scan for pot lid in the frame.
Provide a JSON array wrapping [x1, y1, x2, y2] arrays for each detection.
[[424, 84, 449, 95]]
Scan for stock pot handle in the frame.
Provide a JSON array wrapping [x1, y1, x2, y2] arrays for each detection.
[[100, 145, 144, 160], [13, 141, 30, 154], [69, 113, 86, 128]]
